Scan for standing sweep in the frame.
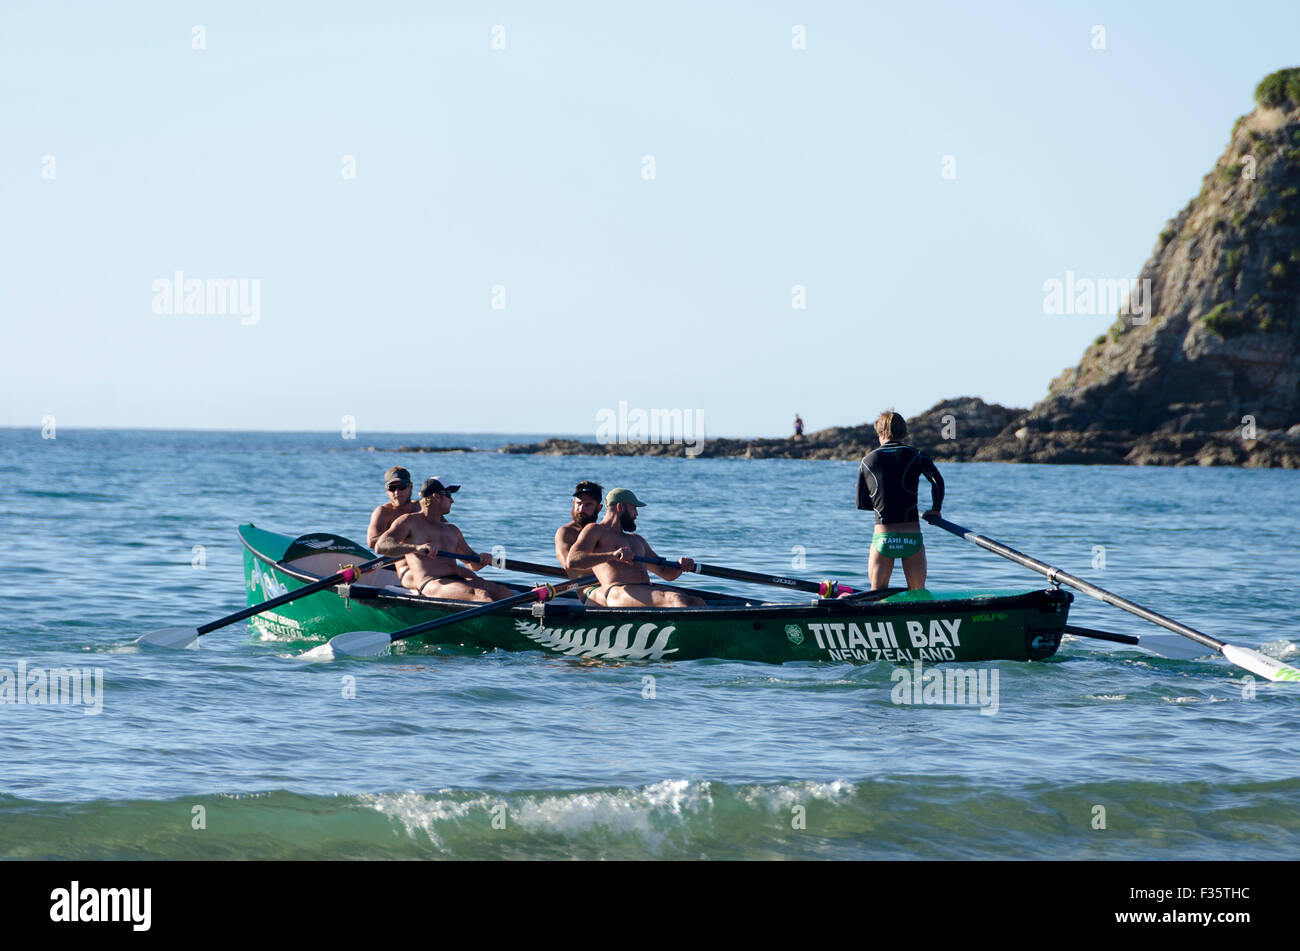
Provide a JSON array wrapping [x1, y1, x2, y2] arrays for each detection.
[[857, 410, 944, 590]]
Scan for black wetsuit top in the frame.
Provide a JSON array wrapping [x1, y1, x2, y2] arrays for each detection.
[[856, 442, 944, 525]]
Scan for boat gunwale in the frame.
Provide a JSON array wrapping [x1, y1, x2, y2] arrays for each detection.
[[342, 580, 1073, 622], [239, 524, 1073, 622]]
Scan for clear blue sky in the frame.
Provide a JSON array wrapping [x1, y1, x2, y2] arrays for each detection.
[[2, 1, 1296, 437]]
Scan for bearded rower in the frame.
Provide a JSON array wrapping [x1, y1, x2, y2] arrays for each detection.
[[566, 488, 706, 608], [555, 480, 605, 601], [374, 478, 514, 602]]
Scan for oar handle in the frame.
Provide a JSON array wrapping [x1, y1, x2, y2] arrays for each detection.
[[633, 556, 853, 598], [437, 551, 569, 579], [493, 558, 569, 579], [198, 554, 398, 634], [434, 549, 489, 563], [390, 549, 568, 578], [922, 513, 1224, 652], [430, 550, 570, 579], [384, 574, 597, 644]]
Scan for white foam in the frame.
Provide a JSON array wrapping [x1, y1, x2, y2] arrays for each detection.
[[736, 779, 857, 812], [358, 791, 491, 848], [511, 779, 714, 836]]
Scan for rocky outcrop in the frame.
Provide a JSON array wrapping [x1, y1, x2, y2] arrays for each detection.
[[382, 74, 1300, 468], [496, 397, 1025, 461], [976, 68, 1300, 467]]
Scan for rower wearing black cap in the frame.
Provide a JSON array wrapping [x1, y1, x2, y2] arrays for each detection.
[[374, 478, 514, 602], [555, 481, 604, 599]]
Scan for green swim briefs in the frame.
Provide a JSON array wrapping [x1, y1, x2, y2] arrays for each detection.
[[871, 532, 923, 559]]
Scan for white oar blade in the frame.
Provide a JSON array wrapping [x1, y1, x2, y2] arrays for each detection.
[[135, 627, 202, 650], [1135, 633, 1212, 661], [1222, 645, 1300, 683], [327, 631, 394, 658]]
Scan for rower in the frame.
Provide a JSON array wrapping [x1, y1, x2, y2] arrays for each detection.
[[555, 480, 604, 602], [367, 466, 420, 549], [566, 488, 706, 608], [374, 478, 514, 602], [856, 410, 944, 590]]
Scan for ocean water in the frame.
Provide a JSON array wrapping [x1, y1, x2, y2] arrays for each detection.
[[0, 428, 1297, 860]]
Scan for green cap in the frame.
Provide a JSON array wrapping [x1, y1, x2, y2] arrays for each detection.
[[605, 487, 647, 508]]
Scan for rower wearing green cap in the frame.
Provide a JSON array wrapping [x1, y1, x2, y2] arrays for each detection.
[[566, 487, 706, 607]]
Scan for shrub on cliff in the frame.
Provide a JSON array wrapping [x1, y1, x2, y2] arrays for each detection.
[[1201, 303, 1247, 339], [1255, 68, 1300, 111]]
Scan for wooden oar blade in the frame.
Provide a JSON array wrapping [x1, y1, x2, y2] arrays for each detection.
[[1221, 645, 1300, 683], [135, 627, 202, 650], [327, 630, 395, 658]]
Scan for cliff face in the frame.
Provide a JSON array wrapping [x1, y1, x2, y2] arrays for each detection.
[[977, 68, 1300, 467]]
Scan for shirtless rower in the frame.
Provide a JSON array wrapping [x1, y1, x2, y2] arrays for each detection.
[[566, 488, 706, 608], [555, 480, 604, 599], [367, 466, 420, 549], [374, 478, 514, 602]]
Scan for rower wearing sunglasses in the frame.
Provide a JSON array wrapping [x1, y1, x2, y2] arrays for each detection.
[[367, 466, 420, 549], [374, 478, 514, 602]]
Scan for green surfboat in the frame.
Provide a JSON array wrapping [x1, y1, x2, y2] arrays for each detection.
[[239, 523, 1073, 664]]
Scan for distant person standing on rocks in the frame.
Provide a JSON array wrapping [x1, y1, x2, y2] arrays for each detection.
[[856, 410, 944, 591], [793, 413, 804, 440]]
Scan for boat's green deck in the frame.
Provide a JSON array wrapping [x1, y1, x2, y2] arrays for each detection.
[[881, 588, 1044, 603]]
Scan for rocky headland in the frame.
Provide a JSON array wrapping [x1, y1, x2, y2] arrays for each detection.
[[970, 67, 1300, 467], [395, 71, 1300, 468]]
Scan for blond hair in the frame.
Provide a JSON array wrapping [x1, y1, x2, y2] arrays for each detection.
[[874, 410, 907, 441]]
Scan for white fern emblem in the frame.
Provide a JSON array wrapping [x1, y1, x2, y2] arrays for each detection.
[[514, 619, 679, 660]]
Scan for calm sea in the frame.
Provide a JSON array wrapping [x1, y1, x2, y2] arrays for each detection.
[[0, 428, 1296, 859]]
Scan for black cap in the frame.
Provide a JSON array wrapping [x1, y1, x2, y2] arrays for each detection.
[[573, 480, 604, 501], [384, 466, 412, 488], [419, 477, 461, 499]]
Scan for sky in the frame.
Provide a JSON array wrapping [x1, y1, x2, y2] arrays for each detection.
[[2, 1, 1297, 438]]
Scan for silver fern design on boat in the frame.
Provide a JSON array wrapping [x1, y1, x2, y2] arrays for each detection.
[[299, 538, 339, 549], [513, 619, 680, 660]]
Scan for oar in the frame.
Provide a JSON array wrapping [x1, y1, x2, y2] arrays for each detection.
[[1061, 623, 1206, 659], [923, 513, 1300, 683], [1063, 624, 1139, 646], [475, 554, 716, 600], [324, 574, 597, 658], [634, 556, 854, 598], [428, 550, 568, 579], [136, 555, 399, 649]]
